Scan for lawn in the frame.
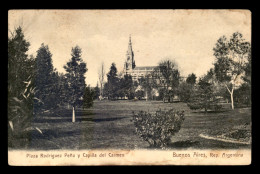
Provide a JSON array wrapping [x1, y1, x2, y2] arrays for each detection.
[[25, 100, 251, 150]]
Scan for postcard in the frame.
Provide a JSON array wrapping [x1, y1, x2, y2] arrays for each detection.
[[8, 9, 251, 165]]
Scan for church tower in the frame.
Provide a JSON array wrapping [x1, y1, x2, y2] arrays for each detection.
[[124, 35, 136, 74]]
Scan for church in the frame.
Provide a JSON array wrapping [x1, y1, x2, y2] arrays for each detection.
[[122, 35, 182, 101], [123, 35, 157, 82]]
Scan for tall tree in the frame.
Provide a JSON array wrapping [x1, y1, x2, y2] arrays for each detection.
[[34, 43, 56, 113], [107, 63, 119, 99], [98, 62, 105, 99], [213, 32, 251, 109], [64, 46, 87, 122], [8, 26, 43, 147], [8, 26, 31, 99]]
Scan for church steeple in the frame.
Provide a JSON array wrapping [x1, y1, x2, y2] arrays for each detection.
[[127, 35, 133, 56], [125, 35, 135, 71]]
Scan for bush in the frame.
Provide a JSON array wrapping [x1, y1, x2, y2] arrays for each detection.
[[187, 100, 223, 112], [132, 109, 185, 148], [187, 102, 201, 110], [8, 77, 43, 148]]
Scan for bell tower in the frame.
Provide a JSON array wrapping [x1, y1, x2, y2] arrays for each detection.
[[124, 35, 135, 74]]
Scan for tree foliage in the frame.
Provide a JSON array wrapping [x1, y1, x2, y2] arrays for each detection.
[[177, 82, 194, 102], [63, 46, 87, 108], [106, 63, 119, 99], [8, 26, 32, 99], [83, 86, 95, 109], [151, 59, 180, 100], [93, 84, 100, 100], [187, 70, 221, 112], [186, 73, 197, 85], [138, 75, 153, 100], [177, 73, 197, 102], [34, 43, 58, 113], [118, 74, 135, 99]]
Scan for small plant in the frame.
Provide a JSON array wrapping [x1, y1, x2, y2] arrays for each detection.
[[132, 109, 185, 148]]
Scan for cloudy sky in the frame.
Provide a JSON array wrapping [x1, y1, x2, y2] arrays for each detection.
[[8, 10, 251, 87]]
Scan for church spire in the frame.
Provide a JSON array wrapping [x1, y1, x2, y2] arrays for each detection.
[[128, 34, 133, 54], [125, 34, 135, 72]]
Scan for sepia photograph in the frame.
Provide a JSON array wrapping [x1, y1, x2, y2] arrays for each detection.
[[8, 9, 251, 165]]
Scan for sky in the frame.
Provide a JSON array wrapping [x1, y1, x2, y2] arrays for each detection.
[[8, 10, 251, 87]]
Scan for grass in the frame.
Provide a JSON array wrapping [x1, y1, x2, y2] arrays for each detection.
[[13, 100, 251, 150]]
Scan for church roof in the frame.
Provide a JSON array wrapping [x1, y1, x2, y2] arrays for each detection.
[[134, 66, 157, 70]]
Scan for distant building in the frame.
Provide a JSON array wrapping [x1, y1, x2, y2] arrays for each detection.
[[123, 35, 157, 81], [123, 36, 186, 83], [122, 35, 186, 101]]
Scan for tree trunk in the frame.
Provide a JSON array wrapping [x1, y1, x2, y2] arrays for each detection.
[[72, 106, 75, 122], [230, 89, 234, 110], [225, 84, 235, 110], [146, 91, 148, 101]]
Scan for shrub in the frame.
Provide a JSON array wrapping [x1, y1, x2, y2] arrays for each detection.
[[187, 102, 201, 110], [187, 100, 223, 112], [132, 109, 185, 148], [8, 76, 43, 148]]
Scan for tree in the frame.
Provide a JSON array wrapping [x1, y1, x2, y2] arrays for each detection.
[[118, 74, 135, 99], [240, 49, 251, 106], [213, 32, 251, 109], [98, 62, 105, 98], [233, 83, 251, 107], [8, 26, 32, 99], [83, 86, 95, 109], [8, 26, 42, 147], [139, 75, 153, 101], [107, 63, 119, 99], [93, 83, 100, 100], [57, 72, 71, 109], [64, 46, 87, 122], [186, 73, 197, 85], [34, 43, 57, 113], [177, 73, 197, 102], [177, 82, 193, 102], [188, 72, 219, 112], [135, 90, 145, 100], [103, 82, 109, 98], [152, 59, 180, 102], [243, 49, 251, 85]]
